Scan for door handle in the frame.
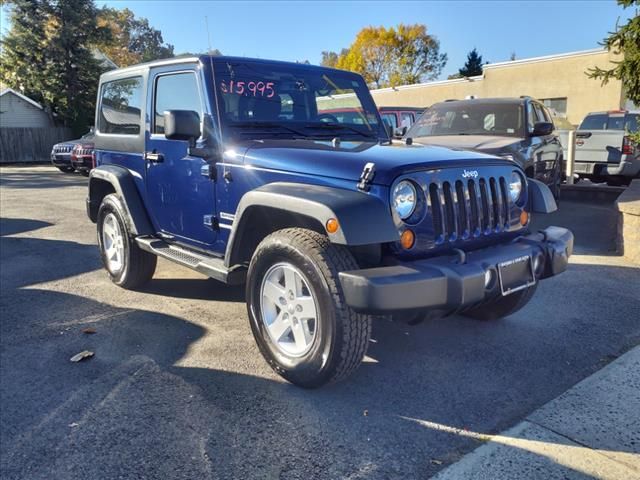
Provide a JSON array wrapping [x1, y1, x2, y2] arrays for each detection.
[[144, 151, 164, 163]]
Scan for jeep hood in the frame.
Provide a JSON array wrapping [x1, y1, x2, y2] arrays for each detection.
[[411, 135, 520, 154], [235, 139, 511, 186]]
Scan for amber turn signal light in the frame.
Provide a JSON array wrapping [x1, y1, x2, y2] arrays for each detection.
[[400, 229, 415, 249], [520, 211, 529, 226], [326, 218, 339, 234]]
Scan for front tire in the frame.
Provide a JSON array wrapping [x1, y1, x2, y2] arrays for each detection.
[[57, 166, 75, 173], [97, 194, 157, 289], [246, 228, 371, 388], [463, 284, 537, 321]]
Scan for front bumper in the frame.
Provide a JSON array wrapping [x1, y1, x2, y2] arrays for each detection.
[[51, 153, 72, 167], [339, 226, 573, 314], [71, 155, 93, 170]]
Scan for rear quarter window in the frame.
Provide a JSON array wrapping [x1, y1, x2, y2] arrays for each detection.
[[98, 77, 143, 135]]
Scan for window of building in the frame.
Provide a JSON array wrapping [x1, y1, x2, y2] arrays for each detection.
[[154, 72, 201, 134], [99, 77, 143, 135], [540, 98, 568, 117]]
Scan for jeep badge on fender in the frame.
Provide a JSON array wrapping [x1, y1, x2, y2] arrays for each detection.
[[86, 55, 574, 388]]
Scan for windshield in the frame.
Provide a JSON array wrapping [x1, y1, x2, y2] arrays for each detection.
[[212, 60, 383, 141], [408, 103, 524, 138]]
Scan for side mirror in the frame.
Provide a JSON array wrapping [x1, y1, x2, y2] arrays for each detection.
[[164, 110, 201, 146], [394, 126, 407, 138], [532, 121, 553, 137]]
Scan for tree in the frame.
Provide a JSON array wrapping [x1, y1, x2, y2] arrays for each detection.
[[588, 0, 639, 140], [458, 48, 484, 77], [1, 0, 105, 132], [334, 24, 446, 88], [321, 48, 349, 68], [95, 7, 174, 67]]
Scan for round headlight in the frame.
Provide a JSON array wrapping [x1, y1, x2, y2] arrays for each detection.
[[393, 180, 417, 220], [509, 171, 524, 203]]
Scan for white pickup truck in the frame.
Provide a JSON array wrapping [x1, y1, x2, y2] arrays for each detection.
[[574, 110, 639, 186]]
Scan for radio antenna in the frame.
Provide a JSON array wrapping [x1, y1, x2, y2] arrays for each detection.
[[205, 16, 213, 55]]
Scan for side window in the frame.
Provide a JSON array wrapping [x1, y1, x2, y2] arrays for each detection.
[[99, 77, 143, 135], [533, 103, 547, 123], [382, 113, 397, 129], [154, 72, 201, 134], [400, 112, 414, 128], [527, 103, 537, 132], [579, 114, 608, 130]]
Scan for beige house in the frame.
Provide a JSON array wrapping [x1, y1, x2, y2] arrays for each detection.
[[371, 48, 628, 126]]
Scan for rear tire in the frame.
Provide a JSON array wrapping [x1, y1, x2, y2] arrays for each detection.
[[463, 284, 538, 321], [97, 194, 157, 289], [246, 228, 371, 388], [57, 166, 75, 173]]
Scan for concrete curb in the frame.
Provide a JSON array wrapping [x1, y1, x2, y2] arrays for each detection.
[[432, 347, 640, 479]]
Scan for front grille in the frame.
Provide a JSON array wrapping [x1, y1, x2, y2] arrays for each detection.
[[428, 175, 511, 243], [53, 145, 72, 153]]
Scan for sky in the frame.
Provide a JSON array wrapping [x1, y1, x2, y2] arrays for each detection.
[[94, 0, 634, 79]]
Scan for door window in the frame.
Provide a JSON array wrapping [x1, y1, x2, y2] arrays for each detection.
[[153, 72, 202, 134], [381, 113, 397, 129], [400, 112, 414, 128]]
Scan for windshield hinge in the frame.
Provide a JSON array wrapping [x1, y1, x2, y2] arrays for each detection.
[[357, 162, 376, 192]]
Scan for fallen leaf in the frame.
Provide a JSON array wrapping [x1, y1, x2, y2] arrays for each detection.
[[70, 350, 94, 362], [69, 422, 79, 428], [363, 410, 369, 417], [430, 459, 443, 465], [82, 328, 97, 334]]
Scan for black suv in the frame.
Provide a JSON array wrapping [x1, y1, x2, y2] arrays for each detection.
[[86, 56, 573, 388], [405, 98, 563, 199]]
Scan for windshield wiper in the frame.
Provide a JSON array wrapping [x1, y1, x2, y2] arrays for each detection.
[[304, 122, 377, 139], [228, 122, 308, 137]]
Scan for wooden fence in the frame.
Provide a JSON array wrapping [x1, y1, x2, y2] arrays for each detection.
[[0, 127, 75, 163]]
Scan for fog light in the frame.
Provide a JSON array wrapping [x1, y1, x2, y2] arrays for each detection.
[[400, 229, 415, 249], [484, 269, 495, 288]]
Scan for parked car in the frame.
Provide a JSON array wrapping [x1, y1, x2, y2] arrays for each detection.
[[574, 110, 639, 186], [379, 106, 425, 136], [50, 128, 94, 173], [86, 56, 572, 388], [405, 98, 563, 199], [71, 141, 95, 176]]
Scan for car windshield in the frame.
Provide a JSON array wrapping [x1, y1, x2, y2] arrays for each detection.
[[408, 103, 524, 138], [212, 60, 383, 141]]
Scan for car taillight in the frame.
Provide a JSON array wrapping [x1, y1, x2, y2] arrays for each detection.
[[622, 136, 635, 155]]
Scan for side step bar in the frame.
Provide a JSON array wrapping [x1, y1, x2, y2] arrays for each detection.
[[135, 237, 246, 285]]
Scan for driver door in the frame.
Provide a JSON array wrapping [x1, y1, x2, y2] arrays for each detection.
[[145, 67, 217, 249]]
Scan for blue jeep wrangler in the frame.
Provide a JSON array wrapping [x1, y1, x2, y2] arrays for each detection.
[[86, 56, 573, 388]]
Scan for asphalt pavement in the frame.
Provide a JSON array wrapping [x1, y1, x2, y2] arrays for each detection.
[[1, 166, 639, 480]]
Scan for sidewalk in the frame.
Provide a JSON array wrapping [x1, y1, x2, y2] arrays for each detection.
[[433, 346, 640, 480]]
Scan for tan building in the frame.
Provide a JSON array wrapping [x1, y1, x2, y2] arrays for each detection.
[[371, 48, 628, 126]]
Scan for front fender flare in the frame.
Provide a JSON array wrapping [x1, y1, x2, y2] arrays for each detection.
[[225, 182, 399, 266]]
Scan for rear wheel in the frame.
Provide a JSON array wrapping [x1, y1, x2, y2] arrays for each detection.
[[97, 194, 157, 289], [57, 166, 75, 173], [463, 284, 538, 321], [246, 228, 371, 388]]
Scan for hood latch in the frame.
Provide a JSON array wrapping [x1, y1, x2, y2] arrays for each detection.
[[357, 162, 376, 192]]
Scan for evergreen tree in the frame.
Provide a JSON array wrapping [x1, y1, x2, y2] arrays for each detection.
[[1, 0, 106, 132], [458, 48, 484, 77]]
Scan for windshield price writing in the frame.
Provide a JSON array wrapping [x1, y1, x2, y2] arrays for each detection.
[[220, 80, 275, 97]]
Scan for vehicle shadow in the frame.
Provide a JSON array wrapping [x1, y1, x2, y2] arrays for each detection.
[[140, 277, 245, 303], [0, 167, 88, 189], [1, 260, 638, 479], [0, 217, 52, 236]]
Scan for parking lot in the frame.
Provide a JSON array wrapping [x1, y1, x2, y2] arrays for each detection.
[[1, 165, 639, 479]]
